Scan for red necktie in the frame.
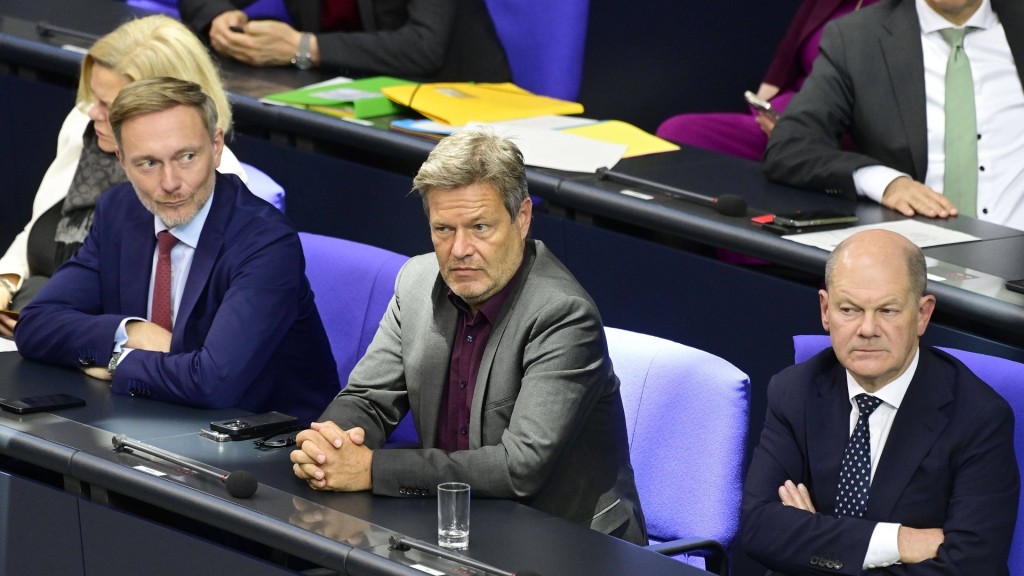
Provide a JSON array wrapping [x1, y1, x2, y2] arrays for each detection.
[[151, 231, 179, 331]]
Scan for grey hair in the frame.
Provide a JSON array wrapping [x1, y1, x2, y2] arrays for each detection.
[[412, 127, 529, 220]]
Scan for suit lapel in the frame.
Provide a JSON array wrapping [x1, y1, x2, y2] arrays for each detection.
[[880, 0, 929, 180], [806, 360, 854, 515], [174, 177, 229, 349], [417, 276, 458, 448], [468, 242, 536, 447], [122, 207, 157, 318], [868, 350, 951, 519]]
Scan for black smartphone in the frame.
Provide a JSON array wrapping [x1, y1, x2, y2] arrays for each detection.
[[0, 393, 85, 414], [209, 411, 297, 440], [1006, 279, 1024, 296], [772, 209, 858, 228]]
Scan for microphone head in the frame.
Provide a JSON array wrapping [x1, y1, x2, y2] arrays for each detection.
[[224, 470, 258, 499], [713, 194, 747, 217]]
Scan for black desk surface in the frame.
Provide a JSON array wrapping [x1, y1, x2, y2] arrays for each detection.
[[0, 352, 704, 576]]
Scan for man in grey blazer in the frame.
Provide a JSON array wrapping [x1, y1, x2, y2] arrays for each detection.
[[764, 0, 1024, 231], [290, 128, 647, 544]]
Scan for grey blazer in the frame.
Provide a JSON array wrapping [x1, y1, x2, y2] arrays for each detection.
[[319, 240, 647, 544], [764, 0, 1024, 199]]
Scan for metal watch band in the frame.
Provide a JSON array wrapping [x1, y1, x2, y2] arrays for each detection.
[[292, 33, 313, 70]]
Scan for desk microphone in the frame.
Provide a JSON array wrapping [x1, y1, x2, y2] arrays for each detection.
[[111, 434, 258, 499], [596, 167, 748, 217], [389, 535, 540, 576]]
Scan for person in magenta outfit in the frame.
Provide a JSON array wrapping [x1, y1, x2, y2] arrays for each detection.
[[656, 0, 878, 161]]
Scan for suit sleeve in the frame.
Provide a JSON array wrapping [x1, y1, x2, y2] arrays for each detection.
[[109, 229, 307, 408], [315, 0, 458, 77], [872, 396, 1018, 576], [15, 201, 131, 368], [740, 374, 877, 576], [763, 19, 883, 199], [322, 276, 612, 500]]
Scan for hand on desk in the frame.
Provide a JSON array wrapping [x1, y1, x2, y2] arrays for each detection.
[[882, 176, 959, 219], [292, 421, 372, 491], [210, 11, 310, 68]]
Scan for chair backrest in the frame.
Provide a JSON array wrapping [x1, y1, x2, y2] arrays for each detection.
[[125, 0, 179, 16], [606, 327, 750, 548], [299, 233, 407, 386], [793, 334, 1024, 573], [482, 0, 589, 101], [239, 162, 286, 212]]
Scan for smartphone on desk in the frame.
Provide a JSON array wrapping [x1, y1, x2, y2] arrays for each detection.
[[209, 411, 297, 440], [1006, 279, 1024, 296], [772, 209, 858, 227], [744, 90, 778, 120], [0, 393, 85, 414]]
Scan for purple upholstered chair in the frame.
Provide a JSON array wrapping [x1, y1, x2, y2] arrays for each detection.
[[298, 233, 406, 385], [482, 0, 588, 101], [794, 334, 1024, 574], [607, 327, 750, 575]]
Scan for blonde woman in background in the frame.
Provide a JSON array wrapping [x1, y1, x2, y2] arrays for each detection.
[[0, 15, 247, 336]]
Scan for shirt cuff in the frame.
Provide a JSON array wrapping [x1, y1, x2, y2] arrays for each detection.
[[863, 522, 902, 569], [114, 317, 146, 352], [853, 165, 909, 204]]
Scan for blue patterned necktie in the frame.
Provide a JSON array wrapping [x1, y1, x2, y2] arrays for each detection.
[[835, 394, 883, 518]]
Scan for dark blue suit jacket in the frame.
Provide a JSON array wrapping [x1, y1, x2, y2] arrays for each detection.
[[16, 173, 340, 423], [741, 346, 1018, 575]]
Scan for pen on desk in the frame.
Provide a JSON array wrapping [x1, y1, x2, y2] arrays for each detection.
[[596, 167, 748, 217]]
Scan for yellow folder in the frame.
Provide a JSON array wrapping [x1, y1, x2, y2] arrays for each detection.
[[381, 82, 584, 126]]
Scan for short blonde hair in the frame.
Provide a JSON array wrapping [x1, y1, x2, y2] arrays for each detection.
[[77, 15, 232, 133], [109, 78, 219, 148]]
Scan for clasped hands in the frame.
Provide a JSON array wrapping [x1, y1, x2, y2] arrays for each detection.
[[209, 10, 305, 67], [291, 421, 373, 491], [778, 480, 944, 564]]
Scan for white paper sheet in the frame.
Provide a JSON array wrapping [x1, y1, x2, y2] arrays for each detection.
[[469, 123, 625, 173], [782, 219, 981, 251]]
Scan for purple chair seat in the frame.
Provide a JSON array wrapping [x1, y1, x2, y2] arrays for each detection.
[[607, 327, 750, 575], [794, 334, 1024, 574]]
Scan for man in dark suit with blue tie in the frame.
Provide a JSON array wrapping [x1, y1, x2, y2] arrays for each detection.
[[741, 229, 1018, 574], [16, 77, 339, 424]]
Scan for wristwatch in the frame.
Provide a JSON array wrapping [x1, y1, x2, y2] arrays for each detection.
[[108, 350, 122, 376], [292, 33, 313, 70]]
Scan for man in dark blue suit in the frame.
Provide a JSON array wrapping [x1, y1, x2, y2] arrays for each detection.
[[16, 78, 339, 424], [741, 229, 1018, 574]]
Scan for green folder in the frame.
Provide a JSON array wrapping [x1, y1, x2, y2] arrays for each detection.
[[263, 76, 415, 119]]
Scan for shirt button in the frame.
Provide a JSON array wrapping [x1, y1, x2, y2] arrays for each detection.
[[458, 381, 467, 390], [979, 165, 985, 172], [466, 335, 474, 343], [982, 208, 989, 214]]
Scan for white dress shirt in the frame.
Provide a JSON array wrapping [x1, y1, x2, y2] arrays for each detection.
[[845, 348, 920, 569], [855, 0, 1024, 230]]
